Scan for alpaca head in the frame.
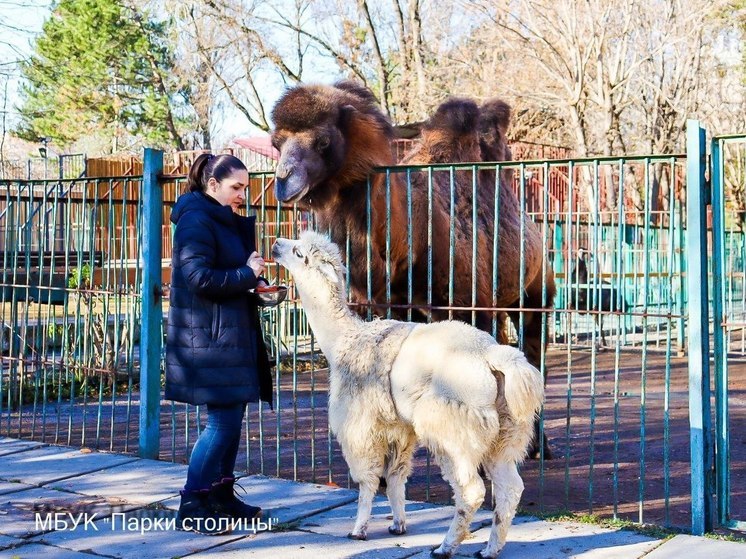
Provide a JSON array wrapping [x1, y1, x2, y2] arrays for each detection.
[[270, 80, 393, 208], [272, 231, 347, 298]]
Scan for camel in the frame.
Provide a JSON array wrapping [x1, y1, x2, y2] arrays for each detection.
[[272, 231, 544, 558], [271, 81, 555, 457]]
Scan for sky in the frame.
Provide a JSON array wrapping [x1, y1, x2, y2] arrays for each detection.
[[0, 0, 51, 127], [0, 0, 272, 149]]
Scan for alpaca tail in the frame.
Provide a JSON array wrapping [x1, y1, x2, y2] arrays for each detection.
[[487, 345, 544, 424]]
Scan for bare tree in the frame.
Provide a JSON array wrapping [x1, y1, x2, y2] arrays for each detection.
[[137, 0, 746, 163], [181, 0, 312, 132], [184, 0, 447, 127], [464, 0, 596, 157], [167, 0, 223, 148]]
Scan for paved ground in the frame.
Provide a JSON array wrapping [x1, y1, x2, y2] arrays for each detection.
[[0, 438, 744, 558], [5, 346, 744, 529]]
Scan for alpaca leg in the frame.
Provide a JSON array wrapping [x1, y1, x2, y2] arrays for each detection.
[[432, 456, 485, 558], [348, 469, 380, 540], [385, 435, 416, 536], [386, 474, 407, 535], [345, 433, 386, 541], [479, 461, 523, 559]]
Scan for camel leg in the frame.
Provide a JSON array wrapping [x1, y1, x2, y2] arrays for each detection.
[[431, 455, 485, 558], [385, 433, 416, 535], [512, 273, 555, 460], [510, 308, 552, 460], [478, 460, 524, 559]]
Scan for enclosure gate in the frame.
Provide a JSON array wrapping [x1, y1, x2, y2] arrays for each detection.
[[710, 131, 746, 532], [0, 172, 145, 451]]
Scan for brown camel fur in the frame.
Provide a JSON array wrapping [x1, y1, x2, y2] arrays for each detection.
[[271, 82, 555, 458]]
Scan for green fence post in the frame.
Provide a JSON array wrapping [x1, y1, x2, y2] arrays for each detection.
[[685, 120, 714, 534], [710, 137, 729, 528], [139, 148, 163, 459]]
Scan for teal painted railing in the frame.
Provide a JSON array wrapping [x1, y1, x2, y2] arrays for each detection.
[[711, 132, 746, 532], [1, 138, 744, 533]]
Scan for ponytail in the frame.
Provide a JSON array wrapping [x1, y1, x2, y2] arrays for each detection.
[[186, 153, 248, 193], [187, 153, 213, 192]]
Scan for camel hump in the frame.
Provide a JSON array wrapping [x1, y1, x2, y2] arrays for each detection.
[[272, 85, 335, 131], [271, 81, 393, 138], [424, 98, 480, 136], [334, 80, 380, 106], [478, 98, 512, 162], [479, 99, 511, 137]]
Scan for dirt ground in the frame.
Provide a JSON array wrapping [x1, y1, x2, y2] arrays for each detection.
[[3, 345, 745, 532]]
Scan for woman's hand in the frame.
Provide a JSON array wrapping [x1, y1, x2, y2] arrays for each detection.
[[247, 251, 266, 277]]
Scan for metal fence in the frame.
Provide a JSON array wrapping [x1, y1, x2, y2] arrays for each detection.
[[0, 154, 87, 181], [0, 174, 143, 452], [711, 133, 746, 532], [1, 126, 744, 534]]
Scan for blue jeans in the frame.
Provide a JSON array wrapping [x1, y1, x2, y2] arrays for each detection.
[[184, 403, 246, 491]]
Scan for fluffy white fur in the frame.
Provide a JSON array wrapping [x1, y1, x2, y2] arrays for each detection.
[[272, 231, 544, 558]]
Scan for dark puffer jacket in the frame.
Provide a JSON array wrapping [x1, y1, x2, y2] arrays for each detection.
[[165, 191, 273, 407]]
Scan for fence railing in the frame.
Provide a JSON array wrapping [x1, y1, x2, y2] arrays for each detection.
[[0, 154, 87, 181], [0, 174, 143, 453], [1, 132, 744, 534]]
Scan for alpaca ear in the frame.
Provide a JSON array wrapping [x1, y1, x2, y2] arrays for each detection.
[[319, 260, 339, 284]]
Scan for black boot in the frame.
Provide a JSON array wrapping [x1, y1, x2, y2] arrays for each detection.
[[176, 488, 233, 535], [208, 476, 262, 520]]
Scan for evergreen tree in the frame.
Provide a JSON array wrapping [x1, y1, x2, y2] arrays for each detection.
[[17, 0, 190, 151]]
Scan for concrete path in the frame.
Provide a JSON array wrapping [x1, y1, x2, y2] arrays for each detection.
[[0, 437, 743, 558]]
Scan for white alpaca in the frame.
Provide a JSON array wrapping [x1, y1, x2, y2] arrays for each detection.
[[272, 231, 544, 558]]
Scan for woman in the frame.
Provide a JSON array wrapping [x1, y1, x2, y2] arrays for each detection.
[[166, 153, 273, 535]]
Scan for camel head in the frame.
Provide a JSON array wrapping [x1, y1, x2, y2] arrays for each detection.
[[272, 231, 348, 296], [270, 81, 394, 209]]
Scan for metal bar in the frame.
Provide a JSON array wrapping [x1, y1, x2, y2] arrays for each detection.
[[139, 148, 164, 459], [386, 169, 391, 319], [518, 163, 526, 349], [449, 168, 455, 321], [427, 168, 433, 323], [563, 160, 575, 509], [685, 120, 714, 535], [471, 165, 478, 326], [372, 152, 686, 172], [491, 165, 501, 338], [539, 161, 550, 500], [588, 160, 601, 516], [613, 159, 626, 519], [639, 158, 652, 524], [275, 195, 282, 477], [366, 177, 372, 321], [407, 170, 413, 323], [710, 136, 729, 526]]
